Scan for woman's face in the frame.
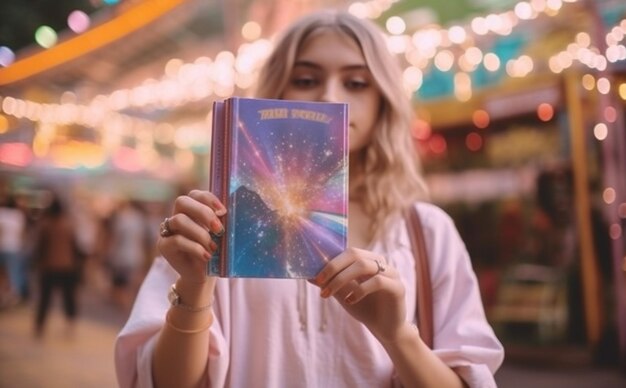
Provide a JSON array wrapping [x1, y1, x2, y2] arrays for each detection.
[[282, 29, 382, 152]]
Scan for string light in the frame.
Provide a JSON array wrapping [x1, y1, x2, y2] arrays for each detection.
[[2, 0, 626, 172], [7, 9, 621, 114]]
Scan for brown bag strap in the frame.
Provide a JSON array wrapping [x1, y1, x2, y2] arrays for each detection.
[[405, 206, 434, 349]]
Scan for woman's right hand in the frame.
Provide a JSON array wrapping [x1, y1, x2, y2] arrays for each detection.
[[157, 190, 226, 284]]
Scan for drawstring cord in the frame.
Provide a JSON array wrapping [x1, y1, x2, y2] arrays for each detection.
[[297, 279, 307, 330], [297, 279, 328, 332], [319, 296, 327, 332]]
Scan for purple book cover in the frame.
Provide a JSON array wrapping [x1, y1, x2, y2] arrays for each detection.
[[208, 97, 348, 278]]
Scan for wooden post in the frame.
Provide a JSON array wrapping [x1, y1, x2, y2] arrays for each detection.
[[563, 71, 604, 347]]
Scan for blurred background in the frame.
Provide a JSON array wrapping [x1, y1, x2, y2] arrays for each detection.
[[0, 0, 625, 386]]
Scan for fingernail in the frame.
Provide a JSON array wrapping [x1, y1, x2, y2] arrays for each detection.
[[210, 219, 224, 235], [344, 292, 355, 304], [215, 208, 227, 216], [315, 273, 325, 285], [208, 240, 218, 251], [320, 288, 330, 298]]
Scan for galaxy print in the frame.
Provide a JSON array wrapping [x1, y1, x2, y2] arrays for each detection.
[[209, 98, 348, 278]]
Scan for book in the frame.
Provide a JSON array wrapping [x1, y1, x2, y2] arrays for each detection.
[[208, 97, 349, 278]]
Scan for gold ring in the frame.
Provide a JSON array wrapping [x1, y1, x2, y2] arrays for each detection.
[[374, 258, 386, 274], [160, 217, 173, 237]]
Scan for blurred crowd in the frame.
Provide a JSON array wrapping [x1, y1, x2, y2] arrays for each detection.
[[0, 178, 169, 338]]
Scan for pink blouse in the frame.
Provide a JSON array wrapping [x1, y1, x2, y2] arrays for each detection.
[[115, 202, 504, 387]]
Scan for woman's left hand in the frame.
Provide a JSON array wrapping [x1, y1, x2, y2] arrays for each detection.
[[312, 247, 407, 342]]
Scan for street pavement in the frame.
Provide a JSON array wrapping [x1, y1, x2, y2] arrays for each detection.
[[1, 286, 625, 388], [0, 283, 126, 388]]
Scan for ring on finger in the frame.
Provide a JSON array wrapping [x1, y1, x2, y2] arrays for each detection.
[[374, 258, 386, 275], [160, 217, 174, 237]]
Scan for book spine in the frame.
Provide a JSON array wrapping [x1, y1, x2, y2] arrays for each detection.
[[222, 97, 238, 277], [208, 100, 226, 276], [341, 103, 349, 238]]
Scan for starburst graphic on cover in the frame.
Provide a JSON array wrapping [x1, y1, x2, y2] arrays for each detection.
[[214, 99, 348, 278]]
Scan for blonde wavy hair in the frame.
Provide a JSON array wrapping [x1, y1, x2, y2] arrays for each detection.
[[255, 10, 429, 240]]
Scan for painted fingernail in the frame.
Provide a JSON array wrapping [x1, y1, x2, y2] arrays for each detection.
[[210, 219, 224, 235], [315, 273, 325, 285], [208, 240, 218, 251], [320, 288, 330, 298]]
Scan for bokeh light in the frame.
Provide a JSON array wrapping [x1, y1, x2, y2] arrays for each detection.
[[609, 223, 622, 240], [466, 132, 483, 151], [484, 53, 501, 71], [596, 77, 611, 94], [603, 187, 616, 204], [0, 143, 32, 167], [604, 106, 617, 123], [594, 123, 608, 140], [429, 134, 447, 154], [35, 26, 58, 48], [434, 50, 455, 71], [0, 46, 15, 67], [472, 109, 490, 128], [68, 10, 91, 33], [619, 83, 626, 100], [581, 74, 595, 91], [241, 21, 262, 41], [386, 16, 406, 35], [537, 103, 554, 122], [411, 118, 431, 140], [448, 26, 467, 44], [0, 114, 9, 134]]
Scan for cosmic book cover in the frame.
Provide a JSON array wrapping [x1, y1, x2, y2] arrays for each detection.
[[208, 97, 348, 278]]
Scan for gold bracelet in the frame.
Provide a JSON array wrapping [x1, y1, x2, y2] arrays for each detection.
[[165, 310, 213, 334]]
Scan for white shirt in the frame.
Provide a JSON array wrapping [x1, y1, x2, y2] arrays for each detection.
[[109, 206, 147, 269], [115, 202, 504, 387], [0, 207, 25, 252]]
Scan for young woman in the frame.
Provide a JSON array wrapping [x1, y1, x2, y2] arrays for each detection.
[[115, 10, 504, 388]]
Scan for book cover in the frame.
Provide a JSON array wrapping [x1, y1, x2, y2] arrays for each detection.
[[208, 97, 349, 278]]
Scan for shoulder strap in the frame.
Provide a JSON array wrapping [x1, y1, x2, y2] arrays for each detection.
[[404, 206, 434, 349]]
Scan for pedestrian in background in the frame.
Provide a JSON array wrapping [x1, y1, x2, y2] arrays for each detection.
[[0, 192, 27, 307], [105, 199, 151, 313], [33, 192, 85, 338]]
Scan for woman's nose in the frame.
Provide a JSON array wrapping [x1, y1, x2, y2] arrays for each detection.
[[320, 79, 341, 103]]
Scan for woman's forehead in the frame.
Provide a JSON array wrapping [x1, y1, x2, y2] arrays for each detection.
[[296, 28, 365, 64]]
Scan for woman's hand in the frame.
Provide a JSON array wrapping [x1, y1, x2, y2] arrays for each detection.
[[313, 248, 408, 342], [157, 190, 226, 284]]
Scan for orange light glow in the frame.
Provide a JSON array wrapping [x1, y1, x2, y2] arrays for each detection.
[[537, 103, 554, 122], [49, 140, 106, 169], [0, 0, 188, 85], [472, 109, 490, 129]]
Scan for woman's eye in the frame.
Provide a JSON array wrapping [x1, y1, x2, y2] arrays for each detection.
[[291, 77, 318, 88], [345, 80, 369, 89]]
